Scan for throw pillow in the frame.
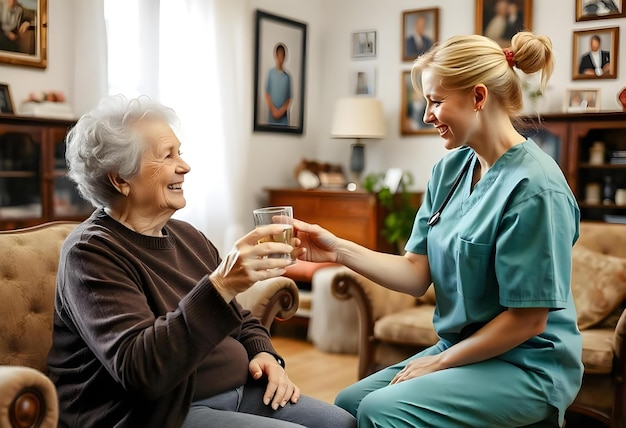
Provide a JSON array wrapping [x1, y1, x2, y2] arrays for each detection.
[[571, 244, 626, 330]]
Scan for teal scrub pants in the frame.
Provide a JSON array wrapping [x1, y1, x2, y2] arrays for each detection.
[[335, 343, 561, 428]]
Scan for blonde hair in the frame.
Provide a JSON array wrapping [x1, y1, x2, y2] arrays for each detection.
[[410, 32, 554, 116]]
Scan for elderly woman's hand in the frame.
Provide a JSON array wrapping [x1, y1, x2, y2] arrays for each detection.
[[209, 224, 295, 302], [249, 352, 300, 410]]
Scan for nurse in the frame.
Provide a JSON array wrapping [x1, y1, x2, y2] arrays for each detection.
[[292, 31, 582, 428]]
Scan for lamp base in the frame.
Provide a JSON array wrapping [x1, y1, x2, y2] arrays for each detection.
[[350, 142, 365, 185]]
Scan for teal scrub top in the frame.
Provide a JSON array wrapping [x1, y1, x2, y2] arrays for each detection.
[[406, 140, 583, 415]]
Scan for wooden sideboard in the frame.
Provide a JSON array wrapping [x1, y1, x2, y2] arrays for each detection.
[[266, 188, 423, 254], [0, 115, 93, 230]]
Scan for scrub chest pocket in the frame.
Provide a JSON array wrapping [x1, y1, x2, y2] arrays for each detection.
[[455, 238, 494, 300]]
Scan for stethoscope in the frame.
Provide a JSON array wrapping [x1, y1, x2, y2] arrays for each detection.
[[427, 154, 476, 227]]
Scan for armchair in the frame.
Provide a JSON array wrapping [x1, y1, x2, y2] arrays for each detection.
[[0, 221, 298, 428], [331, 221, 626, 427]]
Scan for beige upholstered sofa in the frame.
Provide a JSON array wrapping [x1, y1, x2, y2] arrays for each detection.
[[330, 221, 626, 427], [0, 221, 299, 428]]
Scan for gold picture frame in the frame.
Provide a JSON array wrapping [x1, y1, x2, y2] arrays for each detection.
[[402, 8, 439, 62], [0, 0, 47, 69], [475, 0, 532, 48], [564, 88, 600, 113], [576, 0, 625, 22], [572, 27, 619, 80], [400, 71, 437, 136]]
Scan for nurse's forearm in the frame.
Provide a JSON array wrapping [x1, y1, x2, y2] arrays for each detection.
[[437, 307, 549, 369], [335, 238, 432, 297]]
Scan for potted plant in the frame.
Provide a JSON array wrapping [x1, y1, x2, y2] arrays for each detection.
[[363, 171, 417, 253]]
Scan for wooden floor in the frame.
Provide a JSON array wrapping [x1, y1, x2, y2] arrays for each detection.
[[271, 336, 359, 404]]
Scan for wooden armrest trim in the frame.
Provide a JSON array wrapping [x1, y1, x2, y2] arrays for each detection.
[[261, 286, 298, 329], [331, 271, 377, 379], [11, 388, 44, 428]]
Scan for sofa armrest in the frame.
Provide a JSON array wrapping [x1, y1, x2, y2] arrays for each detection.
[[0, 366, 58, 428], [613, 307, 626, 426], [331, 267, 418, 379], [236, 276, 300, 330]]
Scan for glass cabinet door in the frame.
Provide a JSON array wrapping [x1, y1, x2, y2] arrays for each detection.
[[0, 131, 42, 219], [51, 128, 94, 218]]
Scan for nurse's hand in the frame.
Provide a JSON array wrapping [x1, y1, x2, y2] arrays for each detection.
[[291, 219, 339, 263], [390, 355, 443, 384]]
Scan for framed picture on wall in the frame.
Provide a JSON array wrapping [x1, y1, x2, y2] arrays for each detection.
[[352, 63, 376, 96], [475, 0, 532, 48], [352, 30, 377, 59], [400, 71, 437, 136], [0, 0, 47, 68], [576, 0, 625, 21], [572, 27, 619, 80], [564, 88, 600, 113], [253, 10, 307, 134], [0, 84, 15, 114], [402, 8, 439, 62]]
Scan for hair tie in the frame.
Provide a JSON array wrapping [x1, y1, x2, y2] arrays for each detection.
[[503, 48, 516, 68]]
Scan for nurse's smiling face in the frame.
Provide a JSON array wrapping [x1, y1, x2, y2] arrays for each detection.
[[421, 69, 478, 150]]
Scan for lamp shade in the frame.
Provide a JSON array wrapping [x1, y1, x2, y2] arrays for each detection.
[[330, 98, 386, 139]]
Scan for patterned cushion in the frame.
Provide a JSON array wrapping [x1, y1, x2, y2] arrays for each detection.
[[571, 245, 626, 330]]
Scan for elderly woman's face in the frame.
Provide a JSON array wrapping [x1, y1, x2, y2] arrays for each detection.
[[125, 120, 190, 216]]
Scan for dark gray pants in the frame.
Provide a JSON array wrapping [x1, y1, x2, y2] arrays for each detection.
[[182, 382, 356, 428]]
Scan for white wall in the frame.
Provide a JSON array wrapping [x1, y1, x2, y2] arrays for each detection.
[[1, 0, 624, 232], [241, 0, 325, 215], [315, 0, 626, 192]]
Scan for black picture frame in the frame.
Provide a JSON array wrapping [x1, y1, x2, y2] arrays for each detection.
[[253, 10, 307, 134], [0, 84, 15, 114], [0, 0, 47, 69]]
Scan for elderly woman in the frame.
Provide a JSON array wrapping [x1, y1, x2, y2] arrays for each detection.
[[46, 95, 356, 428]]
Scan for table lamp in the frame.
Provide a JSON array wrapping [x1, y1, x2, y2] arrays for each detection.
[[330, 97, 386, 185]]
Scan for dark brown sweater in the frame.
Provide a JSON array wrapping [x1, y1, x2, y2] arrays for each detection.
[[47, 209, 280, 428]]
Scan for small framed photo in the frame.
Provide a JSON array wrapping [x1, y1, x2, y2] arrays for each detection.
[[253, 10, 307, 134], [0, 84, 15, 115], [402, 8, 439, 62], [564, 88, 600, 113], [384, 168, 404, 194], [576, 0, 625, 21], [400, 71, 437, 136], [352, 64, 376, 96], [352, 30, 376, 59], [475, 0, 532, 48], [572, 27, 619, 80]]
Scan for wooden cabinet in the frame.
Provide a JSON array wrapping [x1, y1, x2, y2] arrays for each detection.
[[521, 111, 626, 223], [266, 188, 422, 254], [0, 116, 93, 230]]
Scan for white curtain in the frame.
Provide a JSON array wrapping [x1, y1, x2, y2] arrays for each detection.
[[73, 0, 108, 116], [100, 0, 245, 253]]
